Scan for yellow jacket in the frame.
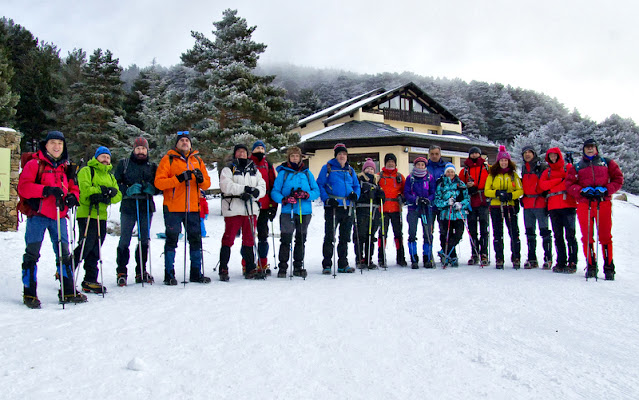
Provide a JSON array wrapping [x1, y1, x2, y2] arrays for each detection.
[[484, 172, 523, 206]]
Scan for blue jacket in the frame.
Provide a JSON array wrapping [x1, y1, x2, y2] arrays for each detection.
[[316, 158, 361, 207], [434, 175, 471, 220], [427, 159, 447, 184], [271, 162, 320, 215], [404, 172, 436, 212]]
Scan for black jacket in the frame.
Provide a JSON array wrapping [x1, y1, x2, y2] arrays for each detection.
[[114, 153, 159, 214]]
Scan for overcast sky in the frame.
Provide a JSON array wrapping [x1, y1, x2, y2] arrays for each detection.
[[4, 0, 638, 123]]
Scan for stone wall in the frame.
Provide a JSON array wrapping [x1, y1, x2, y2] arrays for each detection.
[[0, 127, 21, 232]]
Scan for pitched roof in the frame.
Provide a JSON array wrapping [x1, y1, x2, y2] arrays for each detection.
[[297, 88, 386, 126]]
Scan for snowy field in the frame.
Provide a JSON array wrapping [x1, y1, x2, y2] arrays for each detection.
[[1, 193, 639, 399]]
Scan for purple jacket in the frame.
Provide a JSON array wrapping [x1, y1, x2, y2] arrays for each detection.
[[404, 173, 436, 212]]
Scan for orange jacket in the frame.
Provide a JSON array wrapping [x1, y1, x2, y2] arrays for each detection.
[[378, 167, 405, 213], [155, 149, 211, 212]]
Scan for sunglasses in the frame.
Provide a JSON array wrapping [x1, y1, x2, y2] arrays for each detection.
[[177, 131, 190, 136]]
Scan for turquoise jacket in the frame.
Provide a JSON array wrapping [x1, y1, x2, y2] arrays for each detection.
[[434, 175, 471, 221]]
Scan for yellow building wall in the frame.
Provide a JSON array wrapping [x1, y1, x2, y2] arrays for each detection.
[[307, 145, 410, 178]]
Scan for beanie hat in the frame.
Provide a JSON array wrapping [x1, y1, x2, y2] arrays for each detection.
[[252, 140, 266, 151], [496, 145, 511, 162], [384, 153, 397, 165], [175, 130, 191, 146], [134, 136, 149, 150], [414, 156, 428, 166], [362, 158, 376, 173], [233, 144, 249, 158], [45, 130, 65, 142], [521, 145, 536, 157], [333, 143, 347, 157], [94, 146, 111, 159], [468, 146, 481, 156], [286, 146, 302, 159], [583, 138, 599, 155], [444, 162, 456, 174]]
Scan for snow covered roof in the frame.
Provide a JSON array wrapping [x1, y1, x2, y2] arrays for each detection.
[[297, 88, 386, 126]]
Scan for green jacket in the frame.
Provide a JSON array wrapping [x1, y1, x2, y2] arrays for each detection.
[[77, 157, 122, 219]]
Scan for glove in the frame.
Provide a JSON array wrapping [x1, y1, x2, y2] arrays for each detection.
[[126, 183, 142, 197], [375, 190, 386, 200], [418, 197, 430, 207], [89, 193, 104, 204], [64, 194, 79, 208], [192, 168, 204, 184], [283, 196, 297, 205], [496, 190, 512, 203], [244, 186, 260, 198], [142, 182, 156, 196], [106, 187, 118, 198], [240, 193, 252, 202], [326, 198, 339, 208], [347, 192, 358, 202], [594, 186, 608, 200], [454, 202, 463, 211], [292, 188, 310, 200], [448, 197, 455, 206], [176, 170, 193, 183], [43, 186, 64, 200], [266, 207, 278, 221]]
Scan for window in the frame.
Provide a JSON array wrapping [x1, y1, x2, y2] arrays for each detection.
[[347, 153, 380, 173], [401, 97, 411, 111], [404, 127, 414, 132], [390, 96, 400, 109], [428, 129, 438, 135]]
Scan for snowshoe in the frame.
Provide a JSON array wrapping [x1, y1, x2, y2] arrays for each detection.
[[450, 258, 459, 268], [512, 259, 521, 270], [117, 274, 127, 287], [135, 272, 154, 284], [337, 266, 355, 273], [423, 260, 435, 269], [604, 263, 615, 281], [322, 267, 332, 275], [586, 263, 598, 279], [397, 259, 407, 267], [542, 259, 552, 270], [495, 260, 504, 269], [367, 262, 378, 270], [23, 295, 41, 309], [566, 262, 577, 274], [190, 275, 212, 284], [293, 268, 308, 278], [81, 280, 107, 294], [277, 268, 288, 278], [245, 268, 267, 279], [265, 268, 272, 276], [411, 262, 419, 269], [468, 256, 479, 265], [524, 260, 538, 269], [164, 278, 178, 285], [480, 254, 489, 267], [552, 263, 566, 273], [219, 267, 230, 282], [58, 290, 88, 304]]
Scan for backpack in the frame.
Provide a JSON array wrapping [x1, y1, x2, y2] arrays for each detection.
[[17, 153, 46, 219]]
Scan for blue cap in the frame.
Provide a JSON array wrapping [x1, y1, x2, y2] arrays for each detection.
[[444, 162, 456, 174], [252, 140, 266, 151], [95, 146, 111, 159], [45, 131, 65, 142]]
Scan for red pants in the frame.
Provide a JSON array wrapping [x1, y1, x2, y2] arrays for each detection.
[[576, 200, 613, 264], [222, 215, 257, 247]]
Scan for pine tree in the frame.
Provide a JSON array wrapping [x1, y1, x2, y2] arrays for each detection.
[[0, 47, 19, 126], [180, 9, 295, 161]]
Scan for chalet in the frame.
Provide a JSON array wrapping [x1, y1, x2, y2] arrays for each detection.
[[290, 82, 498, 178]]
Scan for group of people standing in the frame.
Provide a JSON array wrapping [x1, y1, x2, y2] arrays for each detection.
[[17, 129, 624, 309]]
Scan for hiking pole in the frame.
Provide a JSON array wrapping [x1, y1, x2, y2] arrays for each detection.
[[56, 202, 66, 309], [135, 198, 144, 287], [585, 200, 593, 280], [96, 207, 105, 298], [594, 200, 602, 280], [442, 204, 453, 268], [146, 196, 153, 284], [68, 206, 78, 297], [290, 206, 295, 280], [352, 203, 361, 271], [461, 211, 482, 266], [182, 178, 190, 286], [365, 199, 373, 273], [74, 202, 93, 288], [332, 206, 337, 278], [380, 198, 387, 270], [270, 218, 278, 271]]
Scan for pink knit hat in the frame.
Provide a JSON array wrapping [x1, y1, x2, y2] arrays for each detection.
[[496, 145, 511, 162], [362, 158, 376, 173]]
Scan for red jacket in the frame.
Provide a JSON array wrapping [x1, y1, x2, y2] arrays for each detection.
[[199, 197, 209, 219], [520, 158, 547, 209], [378, 167, 405, 213], [566, 154, 623, 203], [539, 148, 576, 211], [249, 154, 277, 210], [18, 151, 79, 220], [460, 157, 489, 209]]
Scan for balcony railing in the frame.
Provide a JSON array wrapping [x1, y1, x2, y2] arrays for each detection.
[[382, 109, 441, 126]]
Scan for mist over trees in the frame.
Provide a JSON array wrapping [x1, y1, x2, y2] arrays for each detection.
[[1, 13, 638, 192]]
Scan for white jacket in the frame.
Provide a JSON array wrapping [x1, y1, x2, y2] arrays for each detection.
[[219, 160, 266, 217]]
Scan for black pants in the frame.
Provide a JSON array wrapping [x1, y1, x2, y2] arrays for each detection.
[[256, 208, 270, 261], [354, 205, 380, 265], [439, 219, 464, 259], [549, 208, 578, 265], [74, 217, 107, 282], [279, 212, 311, 270], [467, 205, 489, 257], [378, 211, 405, 263], [489, 206, 521, 262], [322, 206, 353, 268]]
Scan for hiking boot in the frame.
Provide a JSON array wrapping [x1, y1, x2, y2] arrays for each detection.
[[82, 281, 107, 294], [58, 290, 88, 304], [265, 268, 272, 276], [322, 267, 332, 275], [277, 268, 288, 278], [450, 258, 459, 267], [566, 262, 577, 274], [190, 275, 212, 284], [604, 263, 615, 281], [552, 263, 566, 273], [495, 259, 504, 269], [356, 262, 367, 270], [480, 254, 489, 266], [293, 268, 308, 278], [542, 258, 552, 270], [524, 260, 538, 269], [411, 262, 419, 269], [367, 262, 378, 270], [338, 266, 355, 273], [23, 295, 41, 309], [219, 267, 230, 282], [423, 260, 435, 269], [512, 259, 521, 270], [117, 274, 127, 287], [163, 277, 178, 285], [245, 268, 266, 279], [586, 263, 598, 279], [397, 259, 407, 267], [136, 272, 154, 284], [468, 256, 479, 265]]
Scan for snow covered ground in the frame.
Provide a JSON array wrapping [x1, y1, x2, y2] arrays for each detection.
[[2, 194, 639, 399]]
